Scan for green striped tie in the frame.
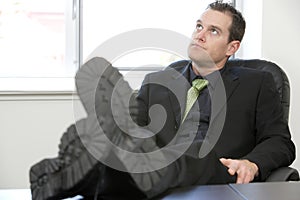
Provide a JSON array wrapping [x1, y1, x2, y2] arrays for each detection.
[[182, 79, 208, 123]]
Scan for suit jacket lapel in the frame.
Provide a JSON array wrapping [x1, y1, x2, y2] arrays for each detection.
[[223, 67, 240, 101], [210, 66, 240, 123], [199, 66, 240, 158], [167, 63, 191, 127], [165, 61, 240, 128]]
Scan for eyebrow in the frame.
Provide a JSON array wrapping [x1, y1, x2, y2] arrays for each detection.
[[196, 19, 223, 33]]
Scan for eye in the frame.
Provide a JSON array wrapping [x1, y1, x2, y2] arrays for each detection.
[[196, 23, 203, 30], [211, 28, 219, 35]]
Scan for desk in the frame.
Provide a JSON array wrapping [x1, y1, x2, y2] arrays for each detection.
[[161, 184, 242, 200], [1, 182, 299, 200], [229, 182, 300, 200], [161, 182, 300, 200], [0, 189, 82, 200], [0, 189, 31, 200]]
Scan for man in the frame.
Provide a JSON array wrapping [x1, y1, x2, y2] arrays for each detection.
[[133, 0, 295, 196], [30, 2, 295, 200]]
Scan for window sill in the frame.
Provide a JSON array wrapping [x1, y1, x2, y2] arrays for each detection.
[[0, 77, 79, 100], [0, 91, 79, 101]]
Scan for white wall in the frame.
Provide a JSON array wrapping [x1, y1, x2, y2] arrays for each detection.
[[235, 0, 263, 59], [1, 0, 300, 189], [261, 0, 300, 170], [0, 95, 86, 189]]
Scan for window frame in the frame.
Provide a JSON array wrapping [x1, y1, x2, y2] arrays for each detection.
[[0, 0, 238, 93], [0, 0, 81, 93]]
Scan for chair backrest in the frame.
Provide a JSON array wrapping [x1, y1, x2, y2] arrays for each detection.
[[167, 59, 297, 182], [226, 59, 290, 124], [168, 59, 290, 123]]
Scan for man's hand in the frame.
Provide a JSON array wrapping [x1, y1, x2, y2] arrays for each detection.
[[220, 158, 259, 184]]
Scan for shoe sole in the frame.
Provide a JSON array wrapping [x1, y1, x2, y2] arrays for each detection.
[[76, 57, 138, 149], [29, 57, 135, 200]]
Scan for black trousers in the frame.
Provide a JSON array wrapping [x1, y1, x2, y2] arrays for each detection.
[[87, 142, 236, 200]]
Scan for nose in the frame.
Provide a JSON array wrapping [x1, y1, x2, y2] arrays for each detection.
[[194, 29, 206, 43]]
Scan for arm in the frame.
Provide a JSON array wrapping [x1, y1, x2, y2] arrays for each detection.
[[245, 71, 295, 180], [221, 72, 295, 182]]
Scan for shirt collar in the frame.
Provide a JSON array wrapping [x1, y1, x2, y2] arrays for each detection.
[[188, 62, 226, 89]]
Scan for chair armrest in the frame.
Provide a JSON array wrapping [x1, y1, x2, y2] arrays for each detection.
[[265, 167, 299, 182]]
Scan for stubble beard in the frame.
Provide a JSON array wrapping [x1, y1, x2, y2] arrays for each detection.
[[188, 46, 217, 75]]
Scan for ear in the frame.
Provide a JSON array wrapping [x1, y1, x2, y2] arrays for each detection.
[[226, 40, 240, 56]]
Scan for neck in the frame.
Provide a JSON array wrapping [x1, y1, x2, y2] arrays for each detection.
[[191, 59, 227, 76]]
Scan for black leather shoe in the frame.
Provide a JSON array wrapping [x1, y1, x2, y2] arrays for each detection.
[[30, 57, 145, 200], [29, 118, 106, 200], [76, 57, 147, 199], [76, 57, 139, 146]]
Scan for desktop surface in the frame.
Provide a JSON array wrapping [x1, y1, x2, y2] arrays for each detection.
[[161, 184, 242, 200], [229, 181, 300, 200], [1, 182, 299, 200]]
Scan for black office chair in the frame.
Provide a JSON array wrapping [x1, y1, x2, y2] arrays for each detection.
[[169, 58, 299, 182], [226, 59, 299, 182]]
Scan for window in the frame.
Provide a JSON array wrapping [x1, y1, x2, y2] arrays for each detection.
[[82, 0, 234, 89], [0, 0, 233, 92], [0, 0, 78, 91]]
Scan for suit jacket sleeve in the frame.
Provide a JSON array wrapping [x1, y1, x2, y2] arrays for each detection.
[[242, 71, 295, 180]]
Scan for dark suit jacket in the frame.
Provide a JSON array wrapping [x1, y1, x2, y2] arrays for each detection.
[[136, 60, 295, 186]]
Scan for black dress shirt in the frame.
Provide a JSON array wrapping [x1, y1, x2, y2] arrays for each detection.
[[187, 64, 226, 140]]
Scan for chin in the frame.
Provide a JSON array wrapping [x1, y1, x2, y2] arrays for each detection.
[[188, 52, 213, 67]]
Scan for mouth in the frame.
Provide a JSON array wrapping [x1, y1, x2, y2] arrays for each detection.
[[190, 43, 206, 50]]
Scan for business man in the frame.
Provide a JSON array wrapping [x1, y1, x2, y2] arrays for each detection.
[[30, 2, 295, 200], [130, 1, 295, 197]]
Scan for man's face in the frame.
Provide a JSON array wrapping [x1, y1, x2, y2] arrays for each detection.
[[188, 9, 238, 69]]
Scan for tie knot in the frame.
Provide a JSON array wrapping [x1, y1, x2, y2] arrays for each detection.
[[192, 79, 208, 91]]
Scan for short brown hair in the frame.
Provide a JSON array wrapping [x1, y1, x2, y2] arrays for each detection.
[[208, 1, 246, 42]]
